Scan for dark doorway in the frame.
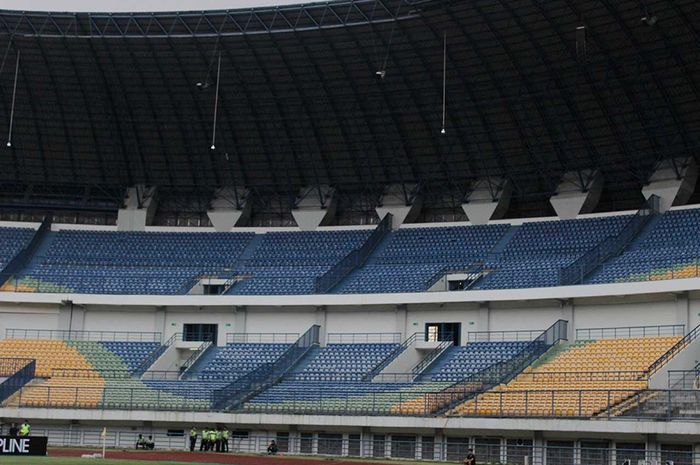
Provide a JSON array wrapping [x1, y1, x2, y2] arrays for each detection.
[[183, 323, 218, 345], [425, 322, 461, 346]]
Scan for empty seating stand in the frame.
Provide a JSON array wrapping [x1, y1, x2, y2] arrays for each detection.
[[18, 230, 254, 294], [426, 342, 531, 382], [230, 230, 371, 295], [197, 343, 291, 380], [0, 227, 35, 270]]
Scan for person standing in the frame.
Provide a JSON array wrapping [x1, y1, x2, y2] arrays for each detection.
[[221, 428, 229, 453], [189, 427, 198, 452], [18, 420, 30, 437], [200, 428, 208, 451], [463, 448, 476, 465]]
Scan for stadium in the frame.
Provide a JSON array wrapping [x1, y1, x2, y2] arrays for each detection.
[[0, 0, 699, 463]]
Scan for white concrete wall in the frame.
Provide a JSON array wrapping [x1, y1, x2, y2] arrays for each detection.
[[0, 303, 60, 337]]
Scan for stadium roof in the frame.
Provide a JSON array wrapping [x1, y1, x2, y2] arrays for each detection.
[[0, 0, 697, 216]]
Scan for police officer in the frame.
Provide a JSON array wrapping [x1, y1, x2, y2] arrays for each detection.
[[222, 427, 230, 453], [200, 428, 208, 451], [189, 427, 197, 452], [18, 420, 30, 437]]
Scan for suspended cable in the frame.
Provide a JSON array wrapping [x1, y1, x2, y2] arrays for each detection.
[[441, 32, 447, 135], [375, 2, 401, 79], [210, 51, 221, 150], [7, 49, 19, 148]]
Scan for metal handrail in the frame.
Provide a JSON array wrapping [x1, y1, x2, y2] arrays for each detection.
[[226, 332, 299, 344], [468, 328, 544, 342], [326, 332, 402, 344], [576, 324, 685, 340], [647, 323, 700, 376], [5, 328, 162, 342], [179, 340, 214, 379], [133, 333, 178, 377], [411, 339, 453, 379], [362, 332, 419, 381]]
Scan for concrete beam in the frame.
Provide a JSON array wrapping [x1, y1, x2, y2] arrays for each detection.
[[291, 185, 337, 231], [376, 184, 422, 229], [207, 187, 252, 231], [117, 185, 158, 231], [642, 158, 698, 213], [549, 170, 603, 220], [462, 178, 511, 225]]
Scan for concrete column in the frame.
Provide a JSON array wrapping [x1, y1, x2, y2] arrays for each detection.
[[117, 185, 158, 231], [155, 307, 166, 341], [396, 304, 408, 340], [360, 427, 371, 458], [675, 292, 690, 332], [435, 429, 445, 461], [59, 301, 85, 333], [533, 431, 545, 465], [235, 306, 247, 334], [316, 306, 327, 346], [646, 434, 660, 465], [560, 299, 574, 341], [478, 302, 490, 333]]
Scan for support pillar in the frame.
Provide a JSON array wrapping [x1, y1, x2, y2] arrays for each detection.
[[117, 185, 158, 231], [316, 306, 327, 346], [642, 158, 698, 213], [292, 185, 336, 231], [549, 170, 603, 220], [675, 292, 690, 332], [376, 184, 422, 229], [207, 187, 252, 230], [478, 302, 490, 333], [462, 177, 511, 225], [396, 304, 407, 340], [235, 306, 247, 334]]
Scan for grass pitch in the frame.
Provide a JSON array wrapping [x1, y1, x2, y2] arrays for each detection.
[[0, 458, 204, 465]]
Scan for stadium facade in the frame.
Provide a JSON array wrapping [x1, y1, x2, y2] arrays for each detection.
[[0, 0, 699, 463]]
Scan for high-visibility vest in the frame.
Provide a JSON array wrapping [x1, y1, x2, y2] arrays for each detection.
[[209, 431, 216, 441], [19, 424, 30, 436], [190, 429, 197, 438], [222, 430, 229, 440]]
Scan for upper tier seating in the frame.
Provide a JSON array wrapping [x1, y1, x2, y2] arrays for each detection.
[[475, 216, 630, 289], [0, 227, 34, 269], [339, 225, 509, 293], [197, 343, 290, 380], [97, 342, 162, 372], [449, 336, 680, 417], [590, 209, 700, 284], [0, 339, 92, 377], [19, 230, 254, 294], [230, 230, 371, 295]]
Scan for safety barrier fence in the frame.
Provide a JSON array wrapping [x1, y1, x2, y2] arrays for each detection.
[[10, 429, 700, 465], [226, 333, 299, 344], [212, 325, 320, 409], [0, 358, 34, 403], [559, 195, 660, 285], [5, 328, 162, 342], [315, 213, 392, 293], [4, 382, 700, 420], [363, 333, 419, 381], [326, 332, 402, 344], [51, 368, 131, 379], [467, 328, 545, 342], [576, 325, 685, 340], [667, 369, 699, 389]]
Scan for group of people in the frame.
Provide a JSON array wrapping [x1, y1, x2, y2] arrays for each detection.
[[135, 434, 155, 450], [190, 427, 230, 453], [3, 420, 31, 437]]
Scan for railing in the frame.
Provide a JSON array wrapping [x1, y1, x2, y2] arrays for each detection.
[[5, 328, 162, 342], [667, 367, 700, 389], [314, 213, 392, 293], [226, 333, 299, 344], [179, 340, 213, 379], [609, 257, 700, 283], [362, 333, 419, 381], [326, 332, 402, 344], [559, 195, 660, 285], [423, 320, 568, 414], [467, 328, 545, 342], [212, 324, 320, 409], [515, 370, 647, 383], [647, 322, 700, 376], [133, 333, 178, 377], [0, 216, 50, 287], [411, 339, 453, 379], [140, 371, 183, 381], [0, 359, 35, 403], [576, 324, 685, 340], [51, 368, 132, 379]]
